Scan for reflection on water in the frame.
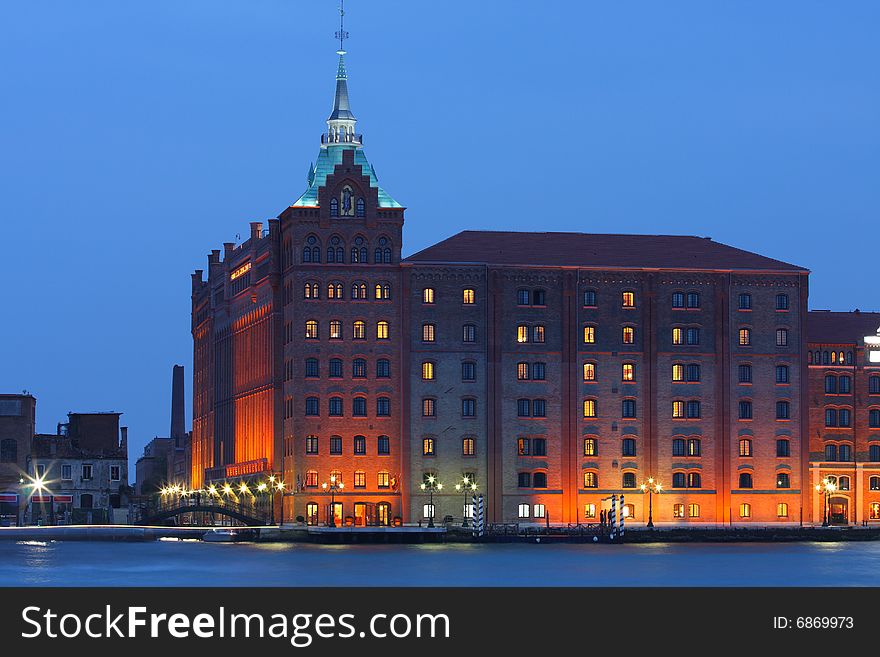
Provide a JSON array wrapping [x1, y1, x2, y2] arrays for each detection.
[[1, 540, 880, 587]]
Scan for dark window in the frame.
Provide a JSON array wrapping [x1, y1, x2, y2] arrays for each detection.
[[356, 198, 365, 217], [583, 290, 597, 307], [739, 364, 752, 383], [871, 476, 880, 491], [532, 438, 547, 457], [622, 472, 637, 488], [533, 472, 547, 488], [377, 436, 390, 455], [839, 444, 852, 461], [0, 439, 16, 463], [687, 401, 701, 418], [776, 473, 790, 488], [672, 472, 686, 488], [739, 473, 753, 489], [776, 401, 790, 420], [329, 198, 338, 216], [738, 293, 752, 310], [672, 439, 686, 457], [776, 439, 790, 457], [776, 293, 789, 310], [824, 444, 838, 461], [305, 397, 319, 416], [376, 359, 390, 378], [532, 362, 546, 380], [532, 399, 546, 417], [461, 361, 476, 381], [622, 438, 636, 456], [354, 436, 366, 455], [462, 398, 476, 417], [517, 399, 531, 417], [329, 358, 343, 378], [305, 358, 319, 378], [352, 359, 367, 378], [377, 397, 391, 416], [686, 292, 700, 309], [518, 472, 531, 488], [622, 399, 636, 418], [672, 292, 685, 308], [869, 444, 880, 462], [352, 397, 367, 417], [329, 397, 343, 416], [839, 376, 851, 394], [533, 289, 546, 306], [776, 365, 789, 384], [686, 364, 701, 382], [739, 401, 753, 419], [517, 289, 530, 305], [838, 408, 851, 427], [686, 328, 700, 345], [687, 472, 701, 488], [462, 324, 476, 343], [870, 409, 880, 428], [825, 408, 837, 427], [870, 376, 880, 394]]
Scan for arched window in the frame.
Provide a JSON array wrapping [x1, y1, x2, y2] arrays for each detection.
[[583, 362, 596, 381], [776, 439, 790, 457], [305, 320, 318, 339], [80, 493, 94, 509], [583, 471, 597, 488], [776, 472, 790, 488], [739, 438, 752, 457], [870, 376, 880, 394], [738, 472, 753, 489], [422, 361, 435, 381], [672, 472, 686, 488], [328, 282, 343, 299], [622, 472, 637, 488], [687, 472, 701, 488], [377, 321, 389, 340], [356, 198, 365, 217], [304, 282, 319, 299], [353, 320, 366, 339], [303, 235, 320, 263], [351, 281, 368, 299], [330, 198, 339, 217], [869, 444, 880, 462], [533, 472, 548, 488], [375, 283, 391, 300], [838, 475, 851, 491], [870, 476, 880, 491]]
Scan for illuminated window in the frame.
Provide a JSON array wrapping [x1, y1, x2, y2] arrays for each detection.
[[328, 282, 343, 299], [423, 438, 435, 456], [672, 364, 684, 382], [688, 504, 700, 518], [305, 471, 318, 488], [351, 282, 367, 299], [377, 321, 389, 339], [838, 475, 851, 491], [306, 502, 318, 525], [422, 398, 435, 417], [672, 400, 685, 418], [584, 504, 596, 519], [518, 504, 530, 518], [423, 504, 434, 519], [305, 320, 318, 339], [622, 326, 634, 344], [462, 437, 475, 456], [463, 288, 475, 304], [739, 438, 752, 457], [873, 503, 880, 520], [304, 282, 319, 299], [329, 320, 342, 339], [462, 324, 476, 342], [622, 472, 637, 488], [740, 503, 751, 518], [583, 290, 597, 307], [422, 323, 435, 342], [517, 325, 529, 343], [422, 361, 435, 380], [738, 328, 751, 346], [622, 291, 635, 308], [687, 472, 701, 488], [688, 438, 701, 456], [583, 326, 596, 344], [517, 362, 530, 380], [777, 503, 789, 518], [672, 328, 683, 345], [673, 504, 685, 518], [583, 438, 597, 456], [354, 471, 366, 488], [776, 329, 788, 347], [532, 325, 545, 343], [518, 438, 530, 455], [377, 471, 390, 488], [583, 362, 596, 381], [583, 471, 597, 488], [305, 436, 319, 454], [353, 320, 366, 339], [583, 399, 597, 418], [375, 283, 391, 300], [622, 363, 634, 381], [423, 288, 435, 304], [776, 473, 790, 488]]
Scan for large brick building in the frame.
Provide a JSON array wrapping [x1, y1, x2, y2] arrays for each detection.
[[188, 32, 835, 527], [807, 311, 880, 525]]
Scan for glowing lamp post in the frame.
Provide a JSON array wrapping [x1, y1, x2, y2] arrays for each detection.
[[420, 475, 443, 528], [322, 475, 344, 527], [639, 477, 662, 529], [815, 478, 837, 527], [268, 475, 285, 526], [454, 476, 477, 528]]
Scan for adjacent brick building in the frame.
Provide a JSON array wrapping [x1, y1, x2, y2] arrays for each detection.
[[190, 37, 831, 527]]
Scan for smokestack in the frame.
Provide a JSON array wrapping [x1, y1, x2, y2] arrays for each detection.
[[120, 426, 128, 450], [171, 365, 185, 444]]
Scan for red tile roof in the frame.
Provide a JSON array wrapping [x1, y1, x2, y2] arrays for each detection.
[[404, 231, 807, 272], [807, 311, 880, 345]]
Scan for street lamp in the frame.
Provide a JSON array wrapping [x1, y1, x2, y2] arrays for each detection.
[[639, 477, 662, 529], [274, 479, 285, 526], [815, 478, 837, 527], [454, 476, 477, 527], [321, 474, 344, 527], [420, 474, 443, 528]]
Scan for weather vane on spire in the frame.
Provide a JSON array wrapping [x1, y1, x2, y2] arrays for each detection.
[[335, 1, 349, 54]]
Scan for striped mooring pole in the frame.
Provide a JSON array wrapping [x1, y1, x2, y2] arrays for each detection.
[[618, 493, 625, 538], [477, 494, 485, 538], [609, 494, 617, 540]]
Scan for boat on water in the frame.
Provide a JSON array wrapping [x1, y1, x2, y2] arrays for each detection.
[[201, 528, 256, 543]]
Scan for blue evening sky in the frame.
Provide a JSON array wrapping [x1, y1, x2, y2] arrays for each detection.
[[1, 1, 877, 472]]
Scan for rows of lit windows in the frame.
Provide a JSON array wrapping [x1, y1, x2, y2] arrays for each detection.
[[739, 503, 791, 519], [421, 398, 477, 417], [304, 434, 391, 455], [304, 319, 389, 340], [301, 357, 391, 379], [421, 436, 477, 456], [301, 234, 393, 264], [303, 281, 392, 300], [737, 327, 789, 347], [421, 288, 477, 305], [576, 290, 790, 312], [517, 362, 546, 380], [304, 396, 392, 417], [517, 324, 545, 343], [581, 325, 636, 344], [301, 469, 392, 489], [808, 350, 854, 365]]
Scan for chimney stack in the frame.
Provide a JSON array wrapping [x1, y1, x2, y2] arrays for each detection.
[[120, 426, 128, 450], [171, 365, 185, 445], [250, 221, 263, 241]]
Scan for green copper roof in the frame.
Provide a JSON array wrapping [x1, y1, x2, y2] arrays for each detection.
[[292, 144, 402, 208]]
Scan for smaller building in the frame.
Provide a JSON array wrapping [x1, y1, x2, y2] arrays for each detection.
[[135, 436, 173, 497], [28, 412, 130, 525], [0, 394, 36, 526]]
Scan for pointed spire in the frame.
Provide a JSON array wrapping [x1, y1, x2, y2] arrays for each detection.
[[307, 162, 315, 187], [328, 1, 355, 124]]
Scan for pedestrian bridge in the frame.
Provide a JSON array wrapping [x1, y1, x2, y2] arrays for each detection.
[[134, 503, 270, 527]]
